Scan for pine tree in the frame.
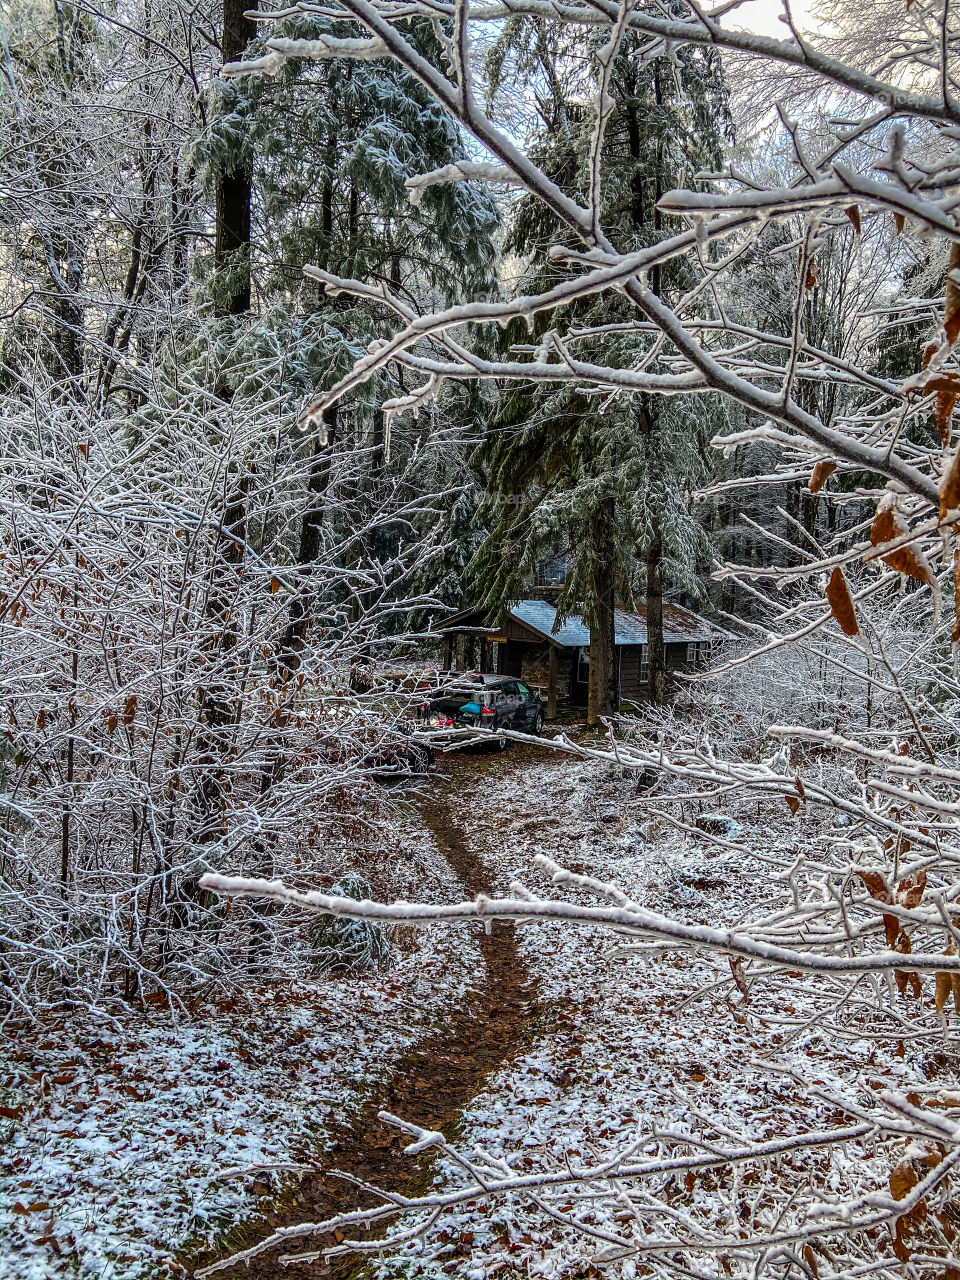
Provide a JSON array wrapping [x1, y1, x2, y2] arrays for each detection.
[[186, 18, 501, 849], [473, 19, 731, 721]]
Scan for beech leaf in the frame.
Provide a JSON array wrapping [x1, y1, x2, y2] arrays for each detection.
[[870, 503, 935, 585], [809, 460, 837, 493], [946, 241, 960, 346], [941, 448, 960, 520], [825, 566, 858, 636]]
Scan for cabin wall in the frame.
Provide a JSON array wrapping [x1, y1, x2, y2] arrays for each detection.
[[504, 617, 536, 642], [618, 642, 702, 698], [442, 613, 715, 706], [666, 642, 688, 671], [618, 644, 645, 699]]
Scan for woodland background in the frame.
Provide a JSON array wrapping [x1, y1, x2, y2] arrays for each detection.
[[4, 0, 960, 1275]]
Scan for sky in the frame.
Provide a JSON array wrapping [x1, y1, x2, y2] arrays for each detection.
[[727, 0, 819, 39]]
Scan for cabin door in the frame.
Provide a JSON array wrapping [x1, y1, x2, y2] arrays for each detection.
[[504, 640, 525, 677]]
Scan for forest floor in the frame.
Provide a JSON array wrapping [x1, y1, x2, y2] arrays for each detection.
[[1, 737, 952, 1280], [0, 767, 482, 1280], [187, 748, 545, 1280]]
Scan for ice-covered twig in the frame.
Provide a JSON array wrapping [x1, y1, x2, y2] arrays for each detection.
[[198, 870, 960, 974]]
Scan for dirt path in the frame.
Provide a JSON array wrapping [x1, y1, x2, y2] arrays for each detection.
[[189, 749, 540, 1279]]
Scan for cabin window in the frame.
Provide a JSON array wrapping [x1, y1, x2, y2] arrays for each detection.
[[639, 644, 648, 682]]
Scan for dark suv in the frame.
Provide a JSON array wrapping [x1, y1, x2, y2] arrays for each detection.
[[417, 673, 545, 736]]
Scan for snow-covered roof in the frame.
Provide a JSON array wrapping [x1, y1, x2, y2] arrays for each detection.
[[507, 600, 719, 647]]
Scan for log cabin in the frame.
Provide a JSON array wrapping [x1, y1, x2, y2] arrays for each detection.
[[437, 599, 725, 719]]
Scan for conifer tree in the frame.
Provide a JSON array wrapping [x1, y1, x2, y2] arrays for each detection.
[[472, 20, 731, 719], [189, 19, 500, 839]]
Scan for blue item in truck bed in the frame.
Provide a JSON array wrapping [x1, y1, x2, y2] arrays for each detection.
[[460, 701, 483, 714]]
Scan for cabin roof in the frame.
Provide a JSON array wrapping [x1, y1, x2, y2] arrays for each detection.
[[441, 599, 723, 647]]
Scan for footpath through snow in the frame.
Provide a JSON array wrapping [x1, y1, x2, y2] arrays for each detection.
[[0, 794, 478, 1280], [1, 740, 946, 1279], [191, 750, 541, 1280], [362, 748, 941, 1279]]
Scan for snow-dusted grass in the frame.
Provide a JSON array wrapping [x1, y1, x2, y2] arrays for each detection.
[[372, 752, 955, 1278], [6, 746, 960, 1280], [0, 813, 481, 1280]]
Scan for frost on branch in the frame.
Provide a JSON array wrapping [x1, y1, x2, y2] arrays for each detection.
[[223, 34, 389, 79], [404, 161, 522, 206]]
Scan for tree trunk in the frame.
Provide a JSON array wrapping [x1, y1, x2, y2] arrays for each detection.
[[587, 576, 617, 727], [646, 530, 666, 705], [627, 70, 668, 703], [585, 492, 619, 727], [192, 475, 249, 851], [275, 406, 338, 674], [214, 0, 255, 315]]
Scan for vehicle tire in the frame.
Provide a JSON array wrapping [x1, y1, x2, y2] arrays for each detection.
[[493, 718, 508, 750], [533, 712, 544, 735], [408, 743, 433, 774]]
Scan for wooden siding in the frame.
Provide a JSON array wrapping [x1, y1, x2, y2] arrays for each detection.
[[504, 616, 538, 642], [619, 644, 645, 699]]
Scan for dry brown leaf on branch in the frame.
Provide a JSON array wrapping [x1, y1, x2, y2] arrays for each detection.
[[883, 913, 902, 947], [941, 448, 960, 520], [728, 956, 750, 1001], [784, 795, 800, 815], [802, 1245, 819, 1278], [799, 244, 818, 291], [858, 871, 908, 947], [871, 503, 901, 544], [937, 940, 960, 1014], [895, 211, 906, 234], [893, 930, 922, 997], [936, 389, 958, 447], [948, 240, 960, 347], [856, 869, 891, 903], [825, 566, 859, 635], [936, 970, 954, 1014], [917, 373, 960, 394], [890, 1158, 919, 1200], [870, 502, 935, 585], [897, 869, 926, 909], [844, 205, 861, 235], [123, 695, 137, 728], [892, 1233, 912, 1265], [809, 460, 837, 493]]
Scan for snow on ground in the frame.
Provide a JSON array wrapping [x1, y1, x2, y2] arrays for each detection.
[[5, 745, 958, 1280], [0, 805, 481, 1280], [373, 750, 952, 1279]]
